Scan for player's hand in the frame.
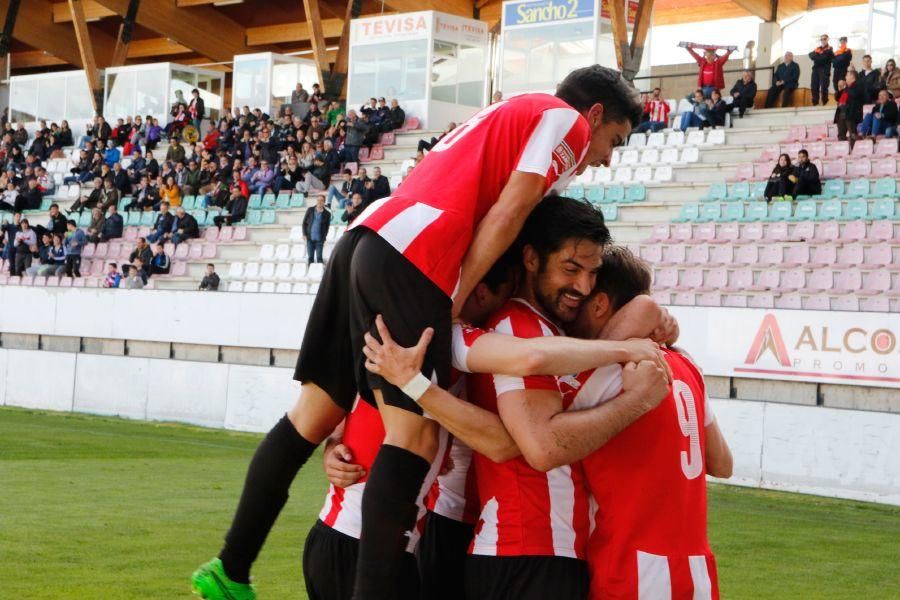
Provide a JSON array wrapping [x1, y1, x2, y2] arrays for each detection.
[[324, 443, 365, 488], [622, 360, 669, 412], [650, 307, 679, 347], [620, 338, 671, 383], [363, 314, 434, 387]]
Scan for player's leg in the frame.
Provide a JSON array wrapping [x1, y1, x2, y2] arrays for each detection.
[[417, 511, 475, 600], [346, 230, 452, 599]]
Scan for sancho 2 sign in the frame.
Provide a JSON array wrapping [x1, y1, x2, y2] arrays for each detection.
[[503, 0, 594, 27]]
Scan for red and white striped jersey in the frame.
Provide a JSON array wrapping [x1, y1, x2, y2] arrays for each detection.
[[644, 99, 671, 124], [350, 94, 592, 298], [579, 349, 719, 600], [467, 299, 592, 559]]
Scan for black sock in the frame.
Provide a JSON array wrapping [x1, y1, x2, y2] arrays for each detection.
[[218, 415, 317, 583], [352, 444, 430, 600]]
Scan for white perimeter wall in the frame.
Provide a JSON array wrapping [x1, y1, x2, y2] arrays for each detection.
[[2, 346, 899, 505]]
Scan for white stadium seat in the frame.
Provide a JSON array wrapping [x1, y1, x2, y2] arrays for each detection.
[[274, 244, 290, 261], [289, 226, 304, 242], [307, 263, 325, 282], [292, 282, 309, 294], [260, 282, 276, 293], [686, 130, 706, 146], [666, 131, 685, 146], [614, 167, 633, 183], [620, 150, 639, 165], [594, 167, 612, 184], [274, 263, 292, 280], [259, 262, 275, 279], [228, 262, 244, 279], [290, 244, 306, 261], [681, 146, 700, 163], [706, 129, 726, 145], [243, 281, 259, 293], [609, 150, 622, 168], [243, 262, 260, 279], [290, 263, 308, 281], [627, 133, 646, 148], [676, 98, 693, 113], [646, 132, 666, 147], [276, 282, 293, 294], [259, 244, 275, 261], [634, 166, 653, 183], [640, 149, 660, 165], [660, 148, 679, 164], [653, 166, 673, 182], [228, 281, 244, 292]]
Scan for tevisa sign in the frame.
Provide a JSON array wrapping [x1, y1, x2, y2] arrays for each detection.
[[668, 307, 900, 388], [503, 0, 594, 27], [352, 12, 430, 45]]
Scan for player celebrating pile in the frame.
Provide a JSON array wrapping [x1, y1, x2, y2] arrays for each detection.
[[192, 65, 642, 600]]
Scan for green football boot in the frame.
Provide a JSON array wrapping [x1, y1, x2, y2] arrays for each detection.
[[191, 558, 256, 600]]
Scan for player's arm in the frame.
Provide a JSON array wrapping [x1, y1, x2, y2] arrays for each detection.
[[705, 415, 733, 479], [497, 360, 669, 472], [322, 420, 365, 488], [601, 294, 679, 347], [451, 171, 547, 317]]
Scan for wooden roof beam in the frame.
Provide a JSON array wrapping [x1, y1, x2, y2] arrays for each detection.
[[52, 0, 115, 23], [301, 0, 331, 86], [68, 0, 103, 112], [247, 18, 345, 45], [732, 0, 777, 21]]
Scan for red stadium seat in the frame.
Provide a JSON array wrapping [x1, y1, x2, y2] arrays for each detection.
[[871, 158, 897, 178], [808, 244, 837, 268], [826, 140, 850, 158], [874, 138, 898, 156], [748, 292, 775, 307], [846, 159, 871, 178]]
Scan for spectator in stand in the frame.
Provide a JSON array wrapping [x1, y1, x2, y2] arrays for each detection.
[[213, 181, 249, 228], [67, 177, 103, 214], [172, 206, 199, 245], [1, 213, 20, 272], [387, 99, 406, 131], [12, 123, 28, 146], [881, 59, 900, 98], [157, 176, 181, 209], [123, 264, 145, 289], [679, 89, 710, 131], [12, 218, 36, 275], [765, 52, 800, 108], [100, 205, 124, 242], [325, 101, 343, 127], [302, 195, 330, 264], [836, 70, 864, 146], [126, 176, 157, 212], [189, 89, 205, 133], [682, 42, 735, 98], [112, 162, 132, 195], [858, 89, 898, 138], [369, 166, 391, 200], [350, 167, 369, 198], [763, 153, 797, 201], [128, 237, 153, 271], [250, 159, 275, 195], [634, 88, 670, 133], [103, 262, 121, 288], [199, 263, 220, 291], [0, 181, 18, 212], [20, 178, 43, 211], [858, 55, 881, 103], [103, 143, 121, 168], [99, 177, 120, 214], [292, 83, 310, 104], [64, 219, 86, 277], [58, 120, 74, 147], [86, 207, 106, 243], [418, 123, 456, 152], [492, 90, 503, 103], [832, 36, 852, 96], [166, 137, 186, 163], [809, 34, 834, 106], [343, 110, 369, 163], [29, 130, 50, 162], [25, 233, 53, 277], [793, 150, 822, 198], [147, 202, 175, 244], [35, 203, 68, 240], [146, 119, 162, 151], [341, 192, 366, 225], [40, 234, 67, 277], [729, 70, 757, 118], [706, 90, 729, 128], [149, 243, 170, 276], [64, 149, 92, 185], [326, 169, 353, 208]]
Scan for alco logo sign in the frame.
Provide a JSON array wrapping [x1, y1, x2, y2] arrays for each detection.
[[503, 0, 594, 27]]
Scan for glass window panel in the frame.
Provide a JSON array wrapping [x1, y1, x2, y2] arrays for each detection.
[[37, 76, 66, 122], [65, 73, 94, 121], [233, 58, 269, 113], [432, 41, 459, 103], [134, 67, 167, 121], [10, 79, 38, 123], [196, 75, 223, 121], [502, 21, 594, 95], [272, 62, 298, 99], [105, 71, 136, 122], [458, 45, 485, 107], [298, 63, 320, 90], [349, 39, 428, 107], [170, 69, 196, 113]]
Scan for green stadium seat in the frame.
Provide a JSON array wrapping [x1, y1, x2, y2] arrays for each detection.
[[246, 210, 262, 225], [605, 184, 625, 203], [334, 209, 346, 222], [602, 204, 618, 221], [818, 199, 842, 220], [182, 195, 195, 210], [189, 210, 206, 224], [722, 202, 745, 221], [117, 197, 130, 211], [277, 191, 291, 203], [726, 182, 750, 201], [567, 184, 585, 199], [845, 179, 870, 198], [749, 181, 768, 200], [204, 212, 218, 226], [275, 195, 290, 209], [702, 182, 727, 202], [39, 198, 53, 211], [791, 199, 817, 221], [673, 203, 699, 223], [821, 179, 845, 198], [625, 184, 646, 202], [698, 203, 721, 222], [873, 178, 897, 198], [261, 209, 276, 224], [78, 211, 91, 226], [126, 211, 141, 226], [767, 201, 792, 221], [841, 199, 868, 220], [141, 211, 157, 226], [585, 186, 604, 205], [261, 193, 277, 209], [290, 192, 306, 208], [872, 198, 896, 220], [248, 194, 262, 209], [741, 202, 768, 222]]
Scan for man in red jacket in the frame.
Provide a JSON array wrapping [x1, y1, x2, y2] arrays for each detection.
[[682, 42, 736, 98]]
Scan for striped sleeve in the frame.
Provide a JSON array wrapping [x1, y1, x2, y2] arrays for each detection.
[[515, 107, 591, 191], [451, 323, 489, 374], [492, 312, 559, 397]]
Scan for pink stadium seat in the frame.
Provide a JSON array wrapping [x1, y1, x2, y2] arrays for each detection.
[[218, 226, 234, 242], [748, 292, 775, 308], [834, 243, 864, 268], [874, 138, 898, 156], [724, 267, 753, 291], [765, 222, 790, 242], [369, 146, 385, 161], [782, 125, 806, 142], [684, 244, 708, 266], [380, 131, 395, 145], [758, 147, 778, 163], [832, 295, 860, 311], [807, 124, 828, 140], [645, 224, 670, 243], [233, 226, 248, 241], [696, 292, 722, 306], [812, 221, 840, 243], [758, 244, 783, 266], [694, 223, 717, 244], [85, 277, 100, 288], [781, 142, 802, 158], [202, 244, 217, 259], [752, 269, 781, 291], [730, 163, 755, 182], [137, 226, 151, 237], [753, 163, 770, 180], [851, 138, 874, 156], [723, 294, 748, 308], [674, 268, 703, 291], [702, 268, 728, 291], [20, 275, 34, 286], [774, 293, 802, 309], [737, 222, 763, 244], [345, 161, 359, 175], [823, 159, 847, 179], [846, 159, 871, 178], [6, 275, 20, 286], [640, 244, 663, 264], [124, 227, 138, 242], [107, 242, 122, 258], [802, 296, 831, 310], [171, 261, 187, 277], [827, 124, 839, 139], [672, 292, 696, 306], [715, 222, 739, 243], [82, 243, 96, 258], [861, 270, 891, 295], [204, 227, 218, 242], [864, 243, 893, 268], [804, 141, 826, 159], [174, 244, 189, 259], [72, 277, 85, 287], [733, 245, 758, 265], [859, 296, 889, 312], [654, 267, 678, 290], [46, 276, 59, 288], [89, 260, 105, 276], [188, 244, 203, 260], [358, 147, 370, 162], [791, 221, 815, 241], [708, 245, 732, 266], [833, 269, 862, 294], [163, 242, 175, 256], [872, 157, 897, 178], [808, 244, 837, 268], [119, 245, 133, 260], [838, 220, 866, 242], [651, 291, 671, 305], [826, 140, 850, 158], [890, 274, 900, 297], [781, 245, 810, 267], [776, 269, 806, 292], [672, 224, 693, 243], [867, 221, 896, 243], [403, 117, 420, 131], [661, 244, 687, 266]]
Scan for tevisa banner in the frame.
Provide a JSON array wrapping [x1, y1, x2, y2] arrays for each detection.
[[668, 307, 900, 389]]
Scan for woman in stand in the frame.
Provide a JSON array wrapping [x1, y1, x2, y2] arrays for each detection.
[[764, 153, 797, 201]]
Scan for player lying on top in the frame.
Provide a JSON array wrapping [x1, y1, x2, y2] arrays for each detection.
[[193, 65, 643, 600], [361, 213, 732, 598]]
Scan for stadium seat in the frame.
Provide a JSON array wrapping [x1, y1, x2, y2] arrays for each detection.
[[307, 263, 325, 282], [871, 158, 897, 178], [782, 245, 809, 267], [841, 199, 868, 220], [832, 269, 862, 294], [766, 202, 792, 222], [791, 200, 817, 221], [276, 195, 291, 210], [275, 282, 292, 294], [261, 194, 277, 209], [182, 196, 195, 210], [633, 166, 652, 183], [653, 166, 673, 182], [731, 163, 754, 182], [733, 245, 758, 265], [845, 178, 870, 198], [290, 193, 306, 208], [874, 137, 898, 156], [861, 270, 891, 295], [839, 220, 867, 242], [821, 179, 846, 198], [603, 205, 618, 221], [776, 269, 806, 293], [614, 167, 633, 183], [645, 224, 670, 243], [757, 244, 783, 266], [226, 280, 244, 292], [671, 223, 693, 242], [703, 183, 727, 202], [808, 244, 836, 267], [290, 263, 308, 281], [243, 281, 259, 293], [585, 186, 604, 204], [292, 282, 309, 294], [851, 138, 874, 157], [666, 131, 685, 147], [847, 160, 872, 179], [792, 221, 815, 241], [595, 167, 612, 184], [661, 245, 687, 266], [259, 281, 276, 293], [627, 133, 646, 148], [259, 244, 275, 261], [567, 183, 585, 199], [641, 149, 661, 165], [823, 159, 847, 179], [726, 182, 749, 201], [817, 199, 842, 220], [620, 150, 639, 165], [659, 148, 678, 164], [673, 203, 699, 223], [259, 263, 275, 279], [653, 267, 678, 290], [639, 244, 663, 264], [246, 210, 262, 225], [826, 140, 850, 159], [289, 244, 305, 262], [873, 178, 897, 197], [686, 130, 705, 146], [741, 202, 768, 222], [141, 212, 156, 226], [707, 245, 732, 266], [289, 226, 304, 242], [605, 184, 625, 203], [868, 221, 897, 242], [625, 184, 646, 202], [766, 221, 790, 242], [783, 125, 806, 142], [248, 194, 262, 209], [646, 132, 666, 147], [698, 203, 721, 222], [722, 203, 745, 221]]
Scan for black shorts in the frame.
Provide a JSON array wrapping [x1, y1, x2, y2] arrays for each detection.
[[464, 555, 589, 600], [417, 511, 475, 600], [301, 520, 420, 600], [294, 227, 451, 414]]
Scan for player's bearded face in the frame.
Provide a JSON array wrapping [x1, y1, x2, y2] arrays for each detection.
[[532, 240, 602, 325]]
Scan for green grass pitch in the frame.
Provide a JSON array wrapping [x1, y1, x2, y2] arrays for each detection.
[[1, 407, 898, 599]]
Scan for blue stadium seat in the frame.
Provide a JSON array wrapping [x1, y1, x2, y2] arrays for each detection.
[[871, 198, 896, 220], [602, 204, 618, 221], [741, 202, 768, 222], [791, 199, 817, 221], [818, 199, 842, 220], [605, 184, 625, 203], [766, 201, 792, 222], [246, 210, 262, 225], [248, 194, 262, 209], [749, 181, 768, 200], [873, 178, 897, 198], [702, 182, 727, 202], [625, 184, 646, 203], [290, 193, 306, 208], [726, 182, 750, 201], [722, 202, 744, 221], [845, 179, 870, 199], [698, 203, 722, 222], [182, 195, 195, 210], [821, 179, 846, 199], [673, 203, 699, 222], [841, 199, 868, 220], [585, 186, 604, 205], [261, 210, 276, 224], [275, 195, 290, 209], [126, 211, 141, 226], [567, 184, 585, 199], [261, 193, 277, 209]]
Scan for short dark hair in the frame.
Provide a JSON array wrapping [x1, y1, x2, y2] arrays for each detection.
[[864, 54, 872, 60], [519, 195, 611, 267], [50, 203, 58, 210], [206, 263, 215, 269], [482, 246, 520, 294], [67, 219, 77, 227], [798, 149, 809, 157], [556, 65, 642, 127], [589, 246, 651, 310], [109, 262, 118, 268]]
